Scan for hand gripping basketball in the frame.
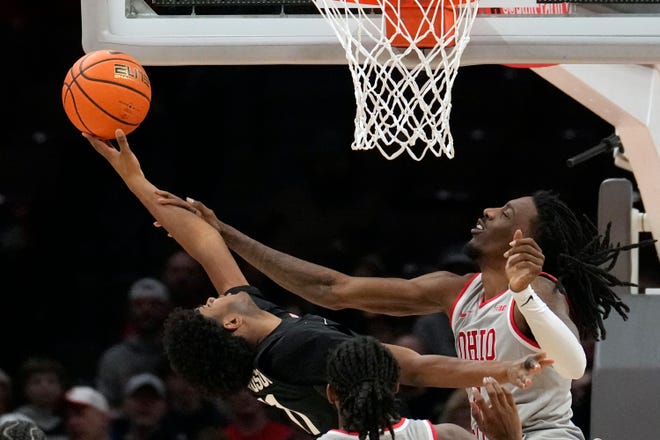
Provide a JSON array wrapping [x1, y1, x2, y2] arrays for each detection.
[[63, 50, 151, 139]]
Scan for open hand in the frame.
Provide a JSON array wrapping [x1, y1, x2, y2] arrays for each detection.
[[471, 377, 523, 440], [82, 129, 143, 180], [154, 191, 223, 234], [503, 229, 545, 292], [506, 352, 553, 389]]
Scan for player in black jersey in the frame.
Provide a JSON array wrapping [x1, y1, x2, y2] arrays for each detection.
[[84, 130, 551, 437]]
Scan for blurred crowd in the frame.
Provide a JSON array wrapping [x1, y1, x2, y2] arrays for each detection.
[[1, 2, 622, 439], [0, 242, 596, 440]]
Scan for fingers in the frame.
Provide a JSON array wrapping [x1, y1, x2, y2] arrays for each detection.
[[470, 387, 486, 424], [513, 229, 523, 241], [186, 197, 212, 218], [503, 242, 544, 260], [152, 221, 172, 237], [82, 132, 114, 157], [154, 189, 176, 199], [186, 197, 208, 212], [530, 352, 554, 368], [114, 129, 130, 152], [483, 377, 508, 409]]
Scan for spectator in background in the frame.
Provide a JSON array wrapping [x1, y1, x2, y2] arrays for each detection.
[[14, 357, 67, 439], [0, 370, 12, 416], [223, 390, 300, 440], [163, 367, 230, 440], [161, 249, 215, 309], [96, 277, 171, 409], [64, 386, 112, 440], [0, 417, 46, 440], [111, 373, 180, 440]]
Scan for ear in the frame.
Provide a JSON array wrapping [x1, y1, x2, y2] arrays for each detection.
[[222, 314, 244, 332], [394, 382, 400, 394]]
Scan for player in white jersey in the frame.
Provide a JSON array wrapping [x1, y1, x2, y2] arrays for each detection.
[[83, 130, 551, 437], [318, 335, 523, 440], [157, 189, 651, 439], [451, 272, 583, 439]]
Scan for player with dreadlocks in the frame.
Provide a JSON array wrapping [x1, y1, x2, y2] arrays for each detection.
[[83, 130, 550, 438], [156, 188, 652, 440], [320, 335, 523, 440]]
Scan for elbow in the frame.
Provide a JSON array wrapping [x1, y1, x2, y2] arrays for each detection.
[[556, 352, 587, 380], [321, 275, 353, 310], [321, 286, 348, 310]]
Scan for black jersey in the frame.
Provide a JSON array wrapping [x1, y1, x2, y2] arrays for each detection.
[[240, 286, 357, 436]]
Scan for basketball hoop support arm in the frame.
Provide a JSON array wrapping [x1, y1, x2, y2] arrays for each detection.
[[533, 64, 660, 264]]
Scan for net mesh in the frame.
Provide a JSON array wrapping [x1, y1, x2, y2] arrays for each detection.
[[313, 0, 479, 160]]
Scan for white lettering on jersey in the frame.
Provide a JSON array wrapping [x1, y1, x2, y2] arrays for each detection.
[[456, 328, 496, 360], [247, 369, 273, 393], [259, 393, 321, 435]]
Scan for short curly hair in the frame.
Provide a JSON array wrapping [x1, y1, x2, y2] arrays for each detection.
[[163, 308, 256, 396]]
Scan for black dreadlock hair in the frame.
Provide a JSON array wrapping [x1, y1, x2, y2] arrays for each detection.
[[163, 308, 255, 397], [531, 190, 654, 341], [326, 336, 400, 440]]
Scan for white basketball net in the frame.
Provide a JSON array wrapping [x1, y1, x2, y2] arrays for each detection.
[[313, 0, 480, 160]]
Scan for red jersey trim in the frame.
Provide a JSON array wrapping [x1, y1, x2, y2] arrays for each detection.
[[328, 418, 406, 437], [478, 287, 509, 308], [540, 271, 576, 320], [509, 297, 540, 348], [426, 419, 439, 440], [449, 273, 480, 328], [540, 271, 557, 282]]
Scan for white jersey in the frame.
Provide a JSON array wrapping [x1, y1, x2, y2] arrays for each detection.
[[450, 273, 584, 440], [317, 418, 437, 440]]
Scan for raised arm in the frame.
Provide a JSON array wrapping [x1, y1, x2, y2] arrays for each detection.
[[383, 343, 551, 389], [156, 193, 469, 315], [505, 229, 587, 379], [83, 130, 247, 295]]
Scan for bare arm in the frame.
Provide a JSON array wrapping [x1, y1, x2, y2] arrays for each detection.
[[383, 343, 551, 389], [155, 193, 469, 315], [83, 130, 247, 295]]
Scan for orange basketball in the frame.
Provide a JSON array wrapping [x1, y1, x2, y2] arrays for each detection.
[[62, 50, 151, 139]]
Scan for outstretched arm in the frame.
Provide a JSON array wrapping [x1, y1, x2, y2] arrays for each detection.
[[383, 343, 551, 389], [155, 192, 468, 315], [83, 130, 247, 295], [506, 229, 586, 379]]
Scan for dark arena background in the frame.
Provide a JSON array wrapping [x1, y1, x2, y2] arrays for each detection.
[[2, 2, 659, 437]]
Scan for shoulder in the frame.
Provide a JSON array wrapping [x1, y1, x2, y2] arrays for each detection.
[[432, 423, 475, 439], [531, 275, 576, 327], [531, 275, 568, 307], [411, 271, 477, 311]]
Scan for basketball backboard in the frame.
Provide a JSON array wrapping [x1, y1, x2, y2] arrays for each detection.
[[80, 0, 660, 264], [82, 1, 660, 66]]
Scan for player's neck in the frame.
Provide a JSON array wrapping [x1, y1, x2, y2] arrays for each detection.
[[480, 267, 510, 298], [250, 311, 283, 347]]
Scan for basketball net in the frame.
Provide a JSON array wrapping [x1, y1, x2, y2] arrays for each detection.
[[314, 0, 479, 160]]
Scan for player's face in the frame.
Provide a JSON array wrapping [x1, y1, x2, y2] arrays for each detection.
[[465, 196, 537, 260], [196, 291, 251, 321]]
